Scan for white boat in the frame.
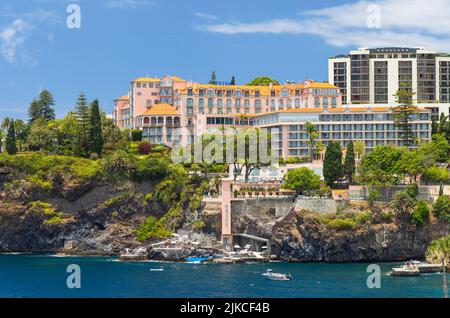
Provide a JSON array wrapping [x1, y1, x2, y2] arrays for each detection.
[[389, 262, 420, 277], [262, 269, 293, 281]]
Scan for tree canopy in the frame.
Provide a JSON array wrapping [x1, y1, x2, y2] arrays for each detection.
[[323, 141, 343, 188], [246, 76, 280, 86], [28, 90, 56, 123], [283, 167, 320, 196]]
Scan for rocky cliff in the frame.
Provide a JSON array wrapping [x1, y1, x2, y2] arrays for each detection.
[[235, 207, 450, 262]]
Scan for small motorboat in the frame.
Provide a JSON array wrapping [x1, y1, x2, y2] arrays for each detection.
[[262, 269, 293, 281], [149, 268, 164, 272], [185, 257, 210, 264], [388, 262, 420, 277]]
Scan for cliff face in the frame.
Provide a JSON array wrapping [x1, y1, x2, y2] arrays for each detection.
[[0, 167, 160, 255], [270, 209, 450, 262]]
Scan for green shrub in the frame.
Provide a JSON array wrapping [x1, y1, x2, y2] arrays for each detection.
[[27, 174, 53, 192], [355, 211, 372, 225], [368, 188, 380, 207], [134, 157, 169, 182], [328, 218, 356, 231], [411, 201, 430, 225], [135, 216, 171, 241], [45, 216, 64, 225], [405, 184, 419, 199], [104, 192, 131, 207], [29, 201, 64, 223], [152, 145, 166, 153], [0, 153, 101, 182], [192, 220, 205, 231], [432, 195, 450, 221], [421, 167, 450, 185], [380, 211, 394, 223], [131, 130, 143, 142]]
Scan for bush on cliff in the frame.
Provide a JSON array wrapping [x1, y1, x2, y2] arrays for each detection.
[[135, 216, 171, 241], [0, 153, 101, 182], [411, 201, 430, 225], [328, 218, 356, 231], [433, 195, 450, 222], [134, 157, 170, 182], [29, 201, 65, 224]]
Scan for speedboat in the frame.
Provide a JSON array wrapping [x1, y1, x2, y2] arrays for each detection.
[[388, 262, 420, 277], [262, 269, 293, 281]]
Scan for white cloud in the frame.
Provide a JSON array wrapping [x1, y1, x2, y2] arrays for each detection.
[[104, 0, 156, 9], [0, 19, 33, 63], [196, 0, 450, 51], [195, 12, 218, 20], [1, 9, 61, 23]]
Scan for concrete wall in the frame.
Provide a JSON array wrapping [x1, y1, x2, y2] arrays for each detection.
[[295, 198, 346, 213], [231, 197, 294, 226], [350, 185, 450, 203]]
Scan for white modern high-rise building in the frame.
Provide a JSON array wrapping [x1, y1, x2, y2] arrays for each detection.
[[328, 47, 450, 120]]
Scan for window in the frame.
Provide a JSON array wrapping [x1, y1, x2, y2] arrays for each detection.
[[208, 98, 214, 107], [187, 98, 194, 107], [226, 99, 232, 107], [217, 99, 223, 107], [314, 97, 320, 107], [198, 98, 204, 107], [235, 99, 241, 107]]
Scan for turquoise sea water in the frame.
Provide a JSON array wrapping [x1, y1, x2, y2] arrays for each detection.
[[0, 254, 447, 298]]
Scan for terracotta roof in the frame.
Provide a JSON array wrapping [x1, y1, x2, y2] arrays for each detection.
[[251, 106, 430, 117], [132, 77, 160, 83], [140, 103, 180, 116], [168, 75, 186, 82], [115, 95, 130, 101]]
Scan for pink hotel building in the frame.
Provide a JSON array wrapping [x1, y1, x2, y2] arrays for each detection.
[[113, 75, 432, 158]]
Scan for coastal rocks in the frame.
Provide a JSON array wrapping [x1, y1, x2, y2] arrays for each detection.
[[146, 247, 223, 262], [234, 214, 273, 239], [272, 208, 450, 262]]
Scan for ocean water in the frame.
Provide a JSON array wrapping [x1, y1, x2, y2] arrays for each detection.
[[0, 254, 447, 298]]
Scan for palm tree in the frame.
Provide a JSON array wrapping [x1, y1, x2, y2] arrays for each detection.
[[426, 235, 450, 298], [1, 117, 12, 130], [314, 141, 325, 161], [304, 122, 318, 162], [353, 140, 366, 161]]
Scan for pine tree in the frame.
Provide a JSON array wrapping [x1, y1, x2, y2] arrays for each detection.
[[6, 120, 17, 155], [432, 119, 439, 136], [323, 141, 343, 188], [438, 112, 449, 133], [89, 99, 104, 155], [230, 76, 236, 85], [209, 71, 217, 85], [28, 90, 56, 123], [393, 85, 416, 147], [343, 141, 356, 184], [75, 92, 91, 154]]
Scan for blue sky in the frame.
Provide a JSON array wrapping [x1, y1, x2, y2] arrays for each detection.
[[1, 0, 450, 121]]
